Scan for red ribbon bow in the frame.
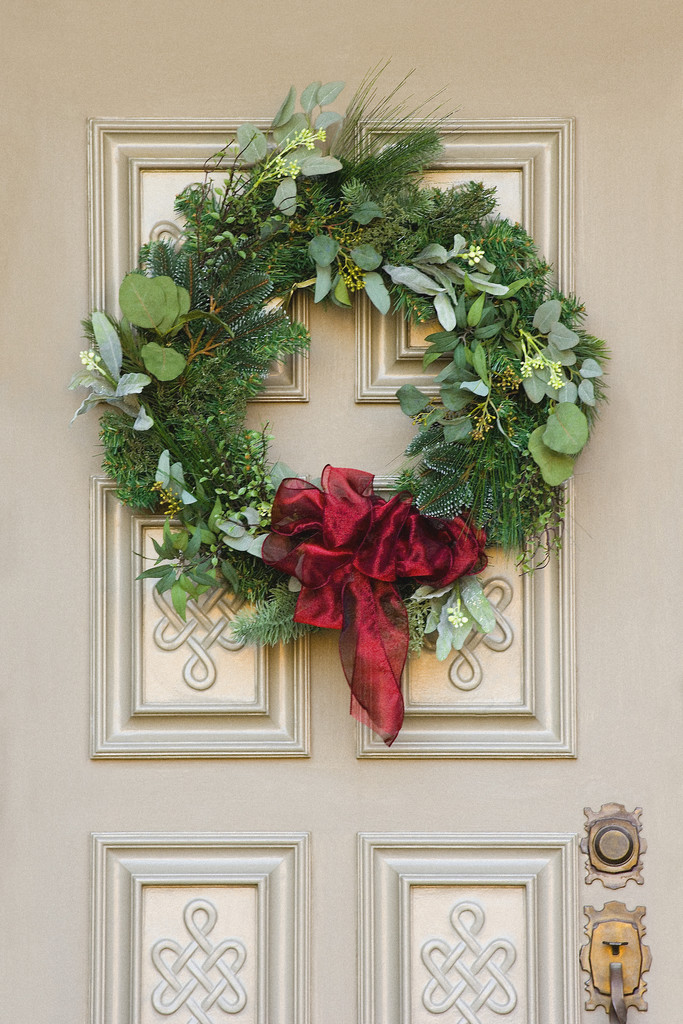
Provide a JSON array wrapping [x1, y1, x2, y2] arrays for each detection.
[[262, 466, 487, 745]]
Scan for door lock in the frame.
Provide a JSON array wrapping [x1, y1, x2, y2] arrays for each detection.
[[580, 902, 651, 1021], [581, 803, 646, 888]]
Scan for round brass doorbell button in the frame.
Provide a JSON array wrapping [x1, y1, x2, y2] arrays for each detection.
[[581, 803, 646, 888]]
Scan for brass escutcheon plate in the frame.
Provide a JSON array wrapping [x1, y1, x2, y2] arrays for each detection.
[[581, 803, 646, 887]]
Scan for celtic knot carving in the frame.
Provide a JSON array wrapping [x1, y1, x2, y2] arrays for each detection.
[[152, 586, 246, 690], [448, 577, 514, 691], [421, 899, 517, 1021], [149, 219, 183, 245], [151, 898, 247, 1022]]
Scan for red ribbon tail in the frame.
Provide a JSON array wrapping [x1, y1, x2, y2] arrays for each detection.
[[338, 575, 406, 745]]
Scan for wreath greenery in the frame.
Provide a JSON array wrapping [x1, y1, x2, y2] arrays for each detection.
[[72, 71, 607, 741]]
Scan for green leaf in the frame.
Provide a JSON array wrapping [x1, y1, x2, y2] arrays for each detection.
[[272, 112, 308, 145], [308, 234, 340, 267], [314, 263, 332, 302], [460, 379, 488, 396], [350, 244, 382, 271], [440, 385, 474, 412], [502, 277, 531, 297], [443, 417, 472, 442], [460, 576, 496, 633], [580, 358, 603, 378], [454, 291, 467, 328], [363, 272, 391, 314], [119, 273, 170, 330], [467, 292, 486, 327], [140, 342, 187, 381], [133, 404, 153, 430], [522, 374, 547, 403], [271, 85, 297, 127], [434, 292, 456, 331], [543, 402, 589, 454], [273, 176, 297, 216], [333, 274, 351, 305], [396, 384, 431, 416], [154, 276, 183, 334], [415, 243, 449, 263], [472, 344, 488, 384], [315, 110, 343, 130], [91, 312, 122, 379], [556, 381, 578, 404], [533, 299, 562, 333], [528, 426, 576, 485], [474, 322, 503, 340], [137, 564, 174, 580], [300, 81, 322, 113], [548, 321, 580, 350], [350, 201, 383, 225], [220, 559, 241, 593], [383, 264, 443, 296], [578, 378, 596, 405], [466, 273, 509, 296], [316, 80, 345, 106], [300, 155, 343, 176], [171, 581, 189, 621], [115, 372, 151, 397]]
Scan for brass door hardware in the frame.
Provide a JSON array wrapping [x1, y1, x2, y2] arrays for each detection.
[[581, 803, 646, 888], [580, 903, 651, 1021]]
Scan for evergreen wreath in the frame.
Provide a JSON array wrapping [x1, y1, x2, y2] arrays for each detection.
[[72, 70, 607, 743]]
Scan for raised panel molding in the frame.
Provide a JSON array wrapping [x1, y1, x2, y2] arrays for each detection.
[[91, 833, 309, 1024], [357, 478, 576, 758], [355, 118, 574, 401], [359, 833, 578, 1024], [91, 477, 310, 757], [88, 117, 309, 401]]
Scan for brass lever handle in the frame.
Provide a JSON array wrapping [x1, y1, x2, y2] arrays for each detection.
[[609, 962, 628, 1023]]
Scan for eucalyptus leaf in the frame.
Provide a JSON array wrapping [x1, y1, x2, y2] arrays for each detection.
[[153, 276, 182, 334], [91, 312, 122, 379], [396, 384, 430, 416], [316, 80, 345, 106], [580, 358, 603, 378], [314, 263, 332, 302], [556, 381, 578, 404], [443, 417, 472, 442], [350, 201, 383, 225], [119, 274, 170, 330], [522, 374, 547, 403], [363, 272, 391, 314], [440, 385, 474, 412], [543, 403, 589, 454], [533, 299, 562, 333], [242, 507, 261, 526], [315, 110, 343, 130], [578, 378, 596, 405], [528, 426, 576, 485], [548, 320, 580, 350], [350, 244, 382, 271], [383, 264, 443, 296], [460, 379, 489, 396], [272, 112, 308, 145], [273, 176, 297, 216], [308, 234, 340, 267], [300, 155, 343, 176], [300, 81, 322, 113], [140, 342, 186, 381], [271, 85, 297, 127], [248, 535, 267, 558]]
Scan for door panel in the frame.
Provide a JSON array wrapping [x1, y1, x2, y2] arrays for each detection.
[[3, 3, 681, 1021]]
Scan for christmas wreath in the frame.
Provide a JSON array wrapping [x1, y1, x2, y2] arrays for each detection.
[[72, 71, 607, 744]]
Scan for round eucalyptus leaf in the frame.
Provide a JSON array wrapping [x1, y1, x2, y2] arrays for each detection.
[[140, 342, 187, 381], [542, 403, 589, 454], [308, 234, 340, 267], [578, 378, 596, 405], [528, 426, 576, 485], [363, 272, 391, 314], [349, 244, 382, 271], [119, 274, 170, 330], [533, 299, 562, 333], [580, 357, 603, 378]]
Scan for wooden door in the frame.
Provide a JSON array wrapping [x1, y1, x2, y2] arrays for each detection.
[[2, 2, 681, 1021]]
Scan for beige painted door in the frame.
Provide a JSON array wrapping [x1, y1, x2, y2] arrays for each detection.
[[3, 2, 682, 1021]]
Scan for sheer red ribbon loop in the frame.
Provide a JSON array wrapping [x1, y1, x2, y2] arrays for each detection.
[[262, 466, 487, 745]]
